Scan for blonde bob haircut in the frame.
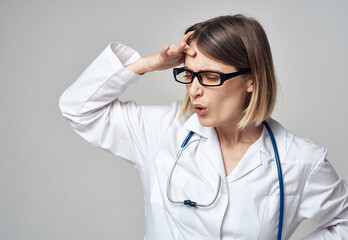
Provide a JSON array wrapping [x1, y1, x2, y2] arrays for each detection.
[[180, 14, 277, 130]]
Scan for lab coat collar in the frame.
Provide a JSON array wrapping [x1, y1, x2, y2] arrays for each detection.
[[182, 114, 293, 180], [182, 113, 211, 139], [222, 119, 293, 182], [182, 114, 226, 179]]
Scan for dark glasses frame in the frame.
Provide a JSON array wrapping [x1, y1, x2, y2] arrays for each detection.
[[173, 67, 251, 87]]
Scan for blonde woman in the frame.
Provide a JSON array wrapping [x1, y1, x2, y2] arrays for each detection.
[[59, 15, 348, 239]]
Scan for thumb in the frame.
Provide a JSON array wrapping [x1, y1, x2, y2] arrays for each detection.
[[159, 46, 170, 59], [184, 45, 196, 57]]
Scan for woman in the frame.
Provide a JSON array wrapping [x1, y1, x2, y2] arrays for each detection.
[[59, 15, 348, 239]]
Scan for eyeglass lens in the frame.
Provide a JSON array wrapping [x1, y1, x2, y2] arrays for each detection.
[[176, 70, 221, 86]]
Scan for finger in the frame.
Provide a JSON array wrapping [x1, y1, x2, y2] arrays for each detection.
[[180, 31, 196, 56], [177, 42, 187, 52], [160, 46, 170, 58], [168, 44, 181, 55], [182, 31, 195, 44], [184, 45, 196, 57]]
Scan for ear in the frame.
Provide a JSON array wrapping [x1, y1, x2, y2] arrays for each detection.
[[246, 79, 254, 93]]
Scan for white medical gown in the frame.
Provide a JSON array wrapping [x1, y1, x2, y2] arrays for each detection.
[[59, 42, 348, 240]]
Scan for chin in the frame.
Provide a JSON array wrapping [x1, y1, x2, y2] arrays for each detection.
[[197, 115, 217, 127]]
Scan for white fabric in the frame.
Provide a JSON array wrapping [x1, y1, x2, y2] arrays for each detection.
[[59, 42, 348, 240]]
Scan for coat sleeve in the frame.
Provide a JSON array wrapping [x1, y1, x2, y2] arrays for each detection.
[[298, 150, 348, 239], [58, 42, 181, 169]]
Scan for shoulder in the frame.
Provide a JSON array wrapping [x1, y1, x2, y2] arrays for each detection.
[[268, 119, 327, 165], [289, 134, 327, 164]]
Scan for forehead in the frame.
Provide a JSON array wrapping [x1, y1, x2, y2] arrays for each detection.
[[184, 42, 237, 73]]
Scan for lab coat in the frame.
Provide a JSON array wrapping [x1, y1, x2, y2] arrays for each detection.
[[59, 43, 348, 240]]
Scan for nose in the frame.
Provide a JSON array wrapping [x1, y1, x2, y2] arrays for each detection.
[[187, 76, 203, 99]]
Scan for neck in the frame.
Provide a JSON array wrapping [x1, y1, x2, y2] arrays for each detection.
[[215, 120, 263, 148]]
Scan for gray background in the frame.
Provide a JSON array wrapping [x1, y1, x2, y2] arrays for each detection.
[[1, 0, 347, 239]]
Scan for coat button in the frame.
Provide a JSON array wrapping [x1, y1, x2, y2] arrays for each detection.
[[220, 184, 227, 195]]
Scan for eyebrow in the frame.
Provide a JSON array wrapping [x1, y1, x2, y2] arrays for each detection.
[[183, 66, 218, 72]]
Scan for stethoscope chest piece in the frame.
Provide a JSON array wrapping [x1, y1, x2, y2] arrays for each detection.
[[166, 120, 284, 239]]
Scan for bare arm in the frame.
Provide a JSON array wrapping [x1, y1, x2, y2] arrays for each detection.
[[126, 31, 196, 75]]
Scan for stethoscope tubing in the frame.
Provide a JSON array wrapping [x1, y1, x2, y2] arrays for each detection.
[[167, 120, 284, 239], [167, 135, 221, 207], [263, 120, 284, 240]]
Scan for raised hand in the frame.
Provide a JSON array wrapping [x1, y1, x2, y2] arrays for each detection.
[[126, 31, 196, 75]]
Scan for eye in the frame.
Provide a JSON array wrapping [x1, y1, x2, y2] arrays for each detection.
[[183, 72, 192, 78], [202, 74, 220, 81], [205, 75, 219, 80]]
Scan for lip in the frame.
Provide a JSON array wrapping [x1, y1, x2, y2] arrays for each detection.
[[192, 104, 207, 116]]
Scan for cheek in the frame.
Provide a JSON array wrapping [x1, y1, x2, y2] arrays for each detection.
[[212, 87, 247, 115]]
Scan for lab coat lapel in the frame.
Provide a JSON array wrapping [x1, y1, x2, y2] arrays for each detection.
[[202, 128, 227, 179], [182, 116, 294, 182], [183, 114, 227, 179], [227, 128, 264, 182], [227, 119, 293, 182]]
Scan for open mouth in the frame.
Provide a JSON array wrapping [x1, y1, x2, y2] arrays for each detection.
[[193, 106, 207, 116]]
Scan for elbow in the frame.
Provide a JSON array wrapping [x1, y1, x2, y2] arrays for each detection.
[[58, 91, 75, 119], [58, 91, 86, 130]]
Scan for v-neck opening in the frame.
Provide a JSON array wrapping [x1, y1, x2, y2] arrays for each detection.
[[225, 125, 265, 182]]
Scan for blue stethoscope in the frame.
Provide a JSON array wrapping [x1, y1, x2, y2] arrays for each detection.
[[166, 120, 284, 240]]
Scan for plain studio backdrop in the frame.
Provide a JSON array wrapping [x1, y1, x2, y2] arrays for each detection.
[[1, 0, 347, 239]]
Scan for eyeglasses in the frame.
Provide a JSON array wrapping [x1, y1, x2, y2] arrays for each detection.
[[173, 67, 250, 87]]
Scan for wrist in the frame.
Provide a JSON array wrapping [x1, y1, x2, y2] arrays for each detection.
[[125, 58, 151, 75]]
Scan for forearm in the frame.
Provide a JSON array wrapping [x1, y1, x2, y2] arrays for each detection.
[[125, 31, 196, 75], [125, 56, 151, 75]]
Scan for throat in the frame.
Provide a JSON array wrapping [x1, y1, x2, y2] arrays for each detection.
[[216, 125, 263, 177], [220, 143, 251, 176]]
